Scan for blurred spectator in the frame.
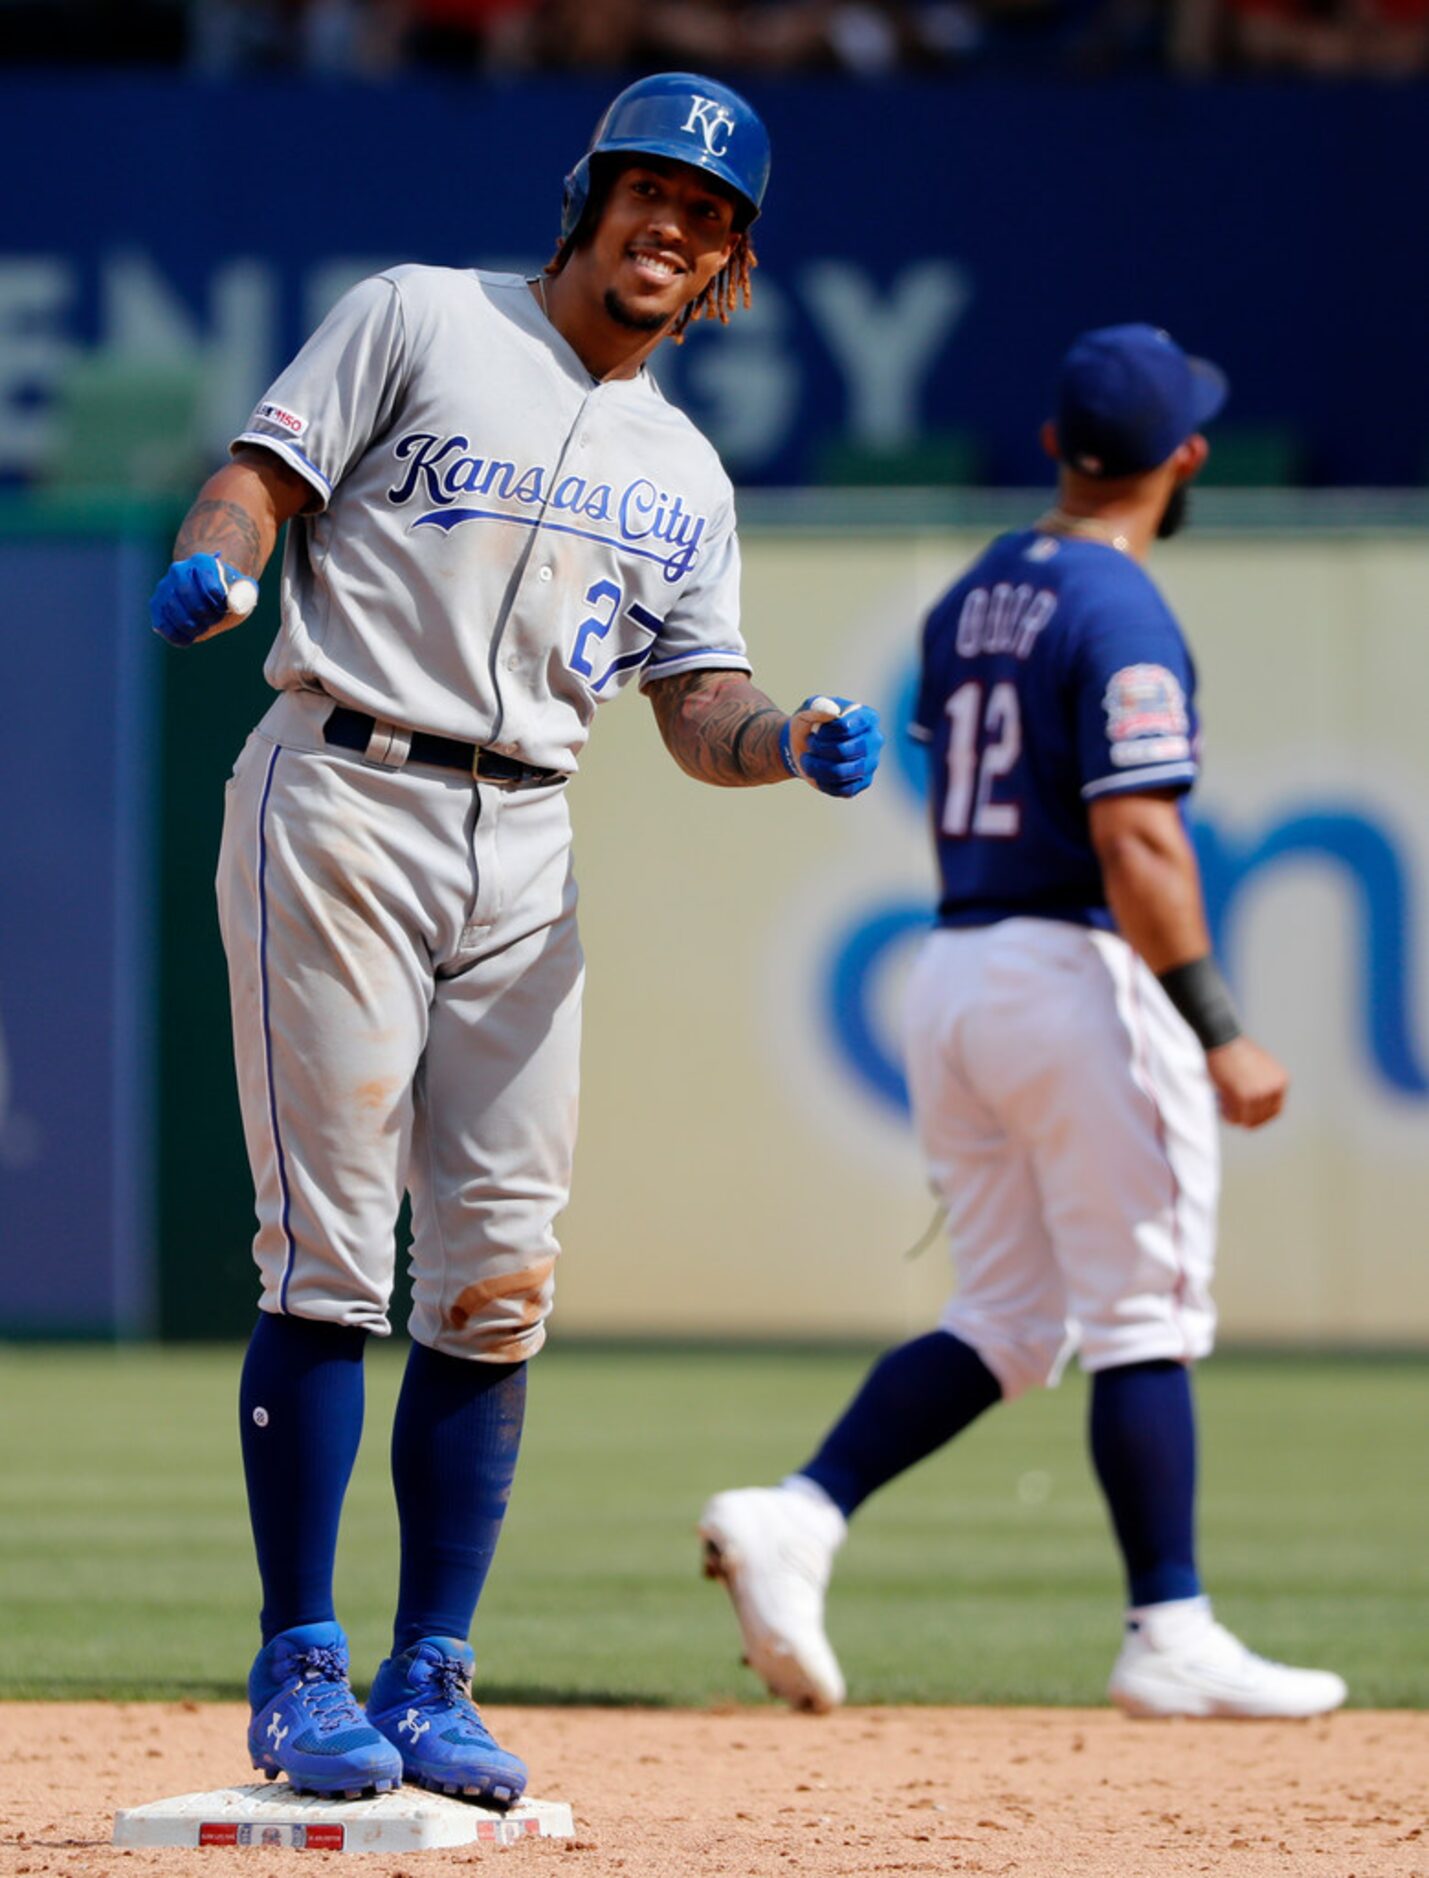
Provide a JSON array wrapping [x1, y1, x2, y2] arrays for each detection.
[[7, 0, 1427, 76], [176, 0, 1170, 74], [430, 0, 929, 77], [1174, 0, 1429, 70], [935, 0, 1166, 68], [187, 0, 406, 74], [499, 0, 1073, 75], [398, 0, 543, 68], [500, 0, 675, 72]]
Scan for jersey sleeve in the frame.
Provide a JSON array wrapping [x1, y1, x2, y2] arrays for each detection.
[[636, 500, 751, 687], [230, 273, 408, 510], [1073, 591, 1199, 801]]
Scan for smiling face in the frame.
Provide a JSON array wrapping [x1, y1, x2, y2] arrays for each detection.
[[542, 154, 751, 380], [575, 158, 741, 330]]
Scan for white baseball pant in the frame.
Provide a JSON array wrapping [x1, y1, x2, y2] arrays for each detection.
[[903, 918, 1218, 1399], [216, 688, 583, 1361]]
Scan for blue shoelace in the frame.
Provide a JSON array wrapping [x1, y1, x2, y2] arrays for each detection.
[[430, 1656, 477, 1712], [293, 1645, 368, 1737]]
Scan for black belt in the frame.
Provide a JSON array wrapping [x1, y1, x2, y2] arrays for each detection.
[[323, 707, 564, 788]]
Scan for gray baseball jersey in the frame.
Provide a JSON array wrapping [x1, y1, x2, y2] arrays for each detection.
[[232, 265, 752, 769], [218, 265, 756, 1356]]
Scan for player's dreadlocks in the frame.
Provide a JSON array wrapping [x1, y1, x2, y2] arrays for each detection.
[[669, 236, 757, 341], [547, 158, 757, 342]]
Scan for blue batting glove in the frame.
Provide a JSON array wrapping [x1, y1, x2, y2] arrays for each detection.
[[149, 553, 245, 647], [802, 704, 884, 798], [782, 695, 885, 798]]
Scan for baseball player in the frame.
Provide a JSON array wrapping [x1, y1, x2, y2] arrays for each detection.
[[148, 72, 883, 1805], [700, 325, 1347, 1721]]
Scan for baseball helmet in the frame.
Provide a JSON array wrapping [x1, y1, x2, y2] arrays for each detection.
[[560, 72, 771, 243]]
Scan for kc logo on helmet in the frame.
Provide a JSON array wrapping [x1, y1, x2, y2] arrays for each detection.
[[683, 96, 736, 155]]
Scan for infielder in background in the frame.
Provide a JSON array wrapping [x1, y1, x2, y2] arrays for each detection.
[[149, 72, 882, 1805], [701, 324, 1347, 1722]]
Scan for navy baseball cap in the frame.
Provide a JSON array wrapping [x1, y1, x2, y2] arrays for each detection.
[[1056, 324, 1228, 478]]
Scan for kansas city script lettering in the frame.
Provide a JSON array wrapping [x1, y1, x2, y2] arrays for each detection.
[[388, 431, 708, 580]]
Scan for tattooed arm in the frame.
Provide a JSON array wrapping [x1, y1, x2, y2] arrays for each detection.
[[173, 446, 315, 579], [646, 669, 792, 787], [151, 447, 318, 645]]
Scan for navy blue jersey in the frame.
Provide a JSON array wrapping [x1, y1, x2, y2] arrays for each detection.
[[910, 529, 1199, 930]]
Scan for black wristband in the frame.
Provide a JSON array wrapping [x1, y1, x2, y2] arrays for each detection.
[[1156, 956, 1243, 1051]]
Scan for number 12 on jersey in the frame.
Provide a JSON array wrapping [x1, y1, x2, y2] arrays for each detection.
[[942, 680, 1022, 838]]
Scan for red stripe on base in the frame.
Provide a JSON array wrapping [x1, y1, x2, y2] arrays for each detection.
[[199, 1824, 240, 1846], [304, 1824, 346, 1851]]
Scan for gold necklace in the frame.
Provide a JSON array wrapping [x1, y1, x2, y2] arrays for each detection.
[[1036, 508, 1132, 556], [535, 275, 549, 319]]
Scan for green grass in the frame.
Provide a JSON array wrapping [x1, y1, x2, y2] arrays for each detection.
[[0, 1344, 1423, 1706]]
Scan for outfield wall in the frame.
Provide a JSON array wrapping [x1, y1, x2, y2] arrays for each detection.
[[2, 502, 1426, 1344], [559, 511, 1429, 1346], [3, 75, 1427, 491]]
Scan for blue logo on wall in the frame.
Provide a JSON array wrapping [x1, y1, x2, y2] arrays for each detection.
[[825, 667, 1429, 1113]]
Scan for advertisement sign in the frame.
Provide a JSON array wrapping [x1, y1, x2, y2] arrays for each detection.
[[0, 78, 1425, 491]]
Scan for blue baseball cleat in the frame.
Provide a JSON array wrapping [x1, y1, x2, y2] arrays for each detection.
[[248, 1621, 404, 1798], [366, 1637, 527, 1807]]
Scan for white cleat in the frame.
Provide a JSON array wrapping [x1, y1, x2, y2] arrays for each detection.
[[1108, 1596, 1348, 1719], [698, 1484, 847, 1713]]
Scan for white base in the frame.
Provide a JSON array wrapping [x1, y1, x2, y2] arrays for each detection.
[[113, 1784, 574, 1852]]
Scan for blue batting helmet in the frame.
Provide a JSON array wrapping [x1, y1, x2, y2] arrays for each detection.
[[560, 72, 771, 243]]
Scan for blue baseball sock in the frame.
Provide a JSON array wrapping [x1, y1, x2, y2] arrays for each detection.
[[1089, 1358, 1202, 1608], [239, 1311, 368, 1645], [799, 1330, 1003, 1518], [390, 1342, 526, 1655]]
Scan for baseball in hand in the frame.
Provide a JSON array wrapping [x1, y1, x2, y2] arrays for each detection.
[[786, 694, 859, 785], [226, 577, 260, 620]]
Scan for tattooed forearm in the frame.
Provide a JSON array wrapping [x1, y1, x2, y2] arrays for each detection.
[[729, 703, 782, 776], [647, 670, 790, 787], [169, 452, 311, 578], [174, 497, 264, 574]]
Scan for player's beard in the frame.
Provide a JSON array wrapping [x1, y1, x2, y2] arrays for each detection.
[[603, 287, 670, 334], [1157, 482, 1191, 539]]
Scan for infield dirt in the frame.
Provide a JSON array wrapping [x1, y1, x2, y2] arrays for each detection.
[[3, 1703, 1424, 1877]]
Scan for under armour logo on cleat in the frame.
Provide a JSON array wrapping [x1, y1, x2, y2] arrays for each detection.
[[398, 1708, 431, 1741], [266, 1715, 290, 1749]]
